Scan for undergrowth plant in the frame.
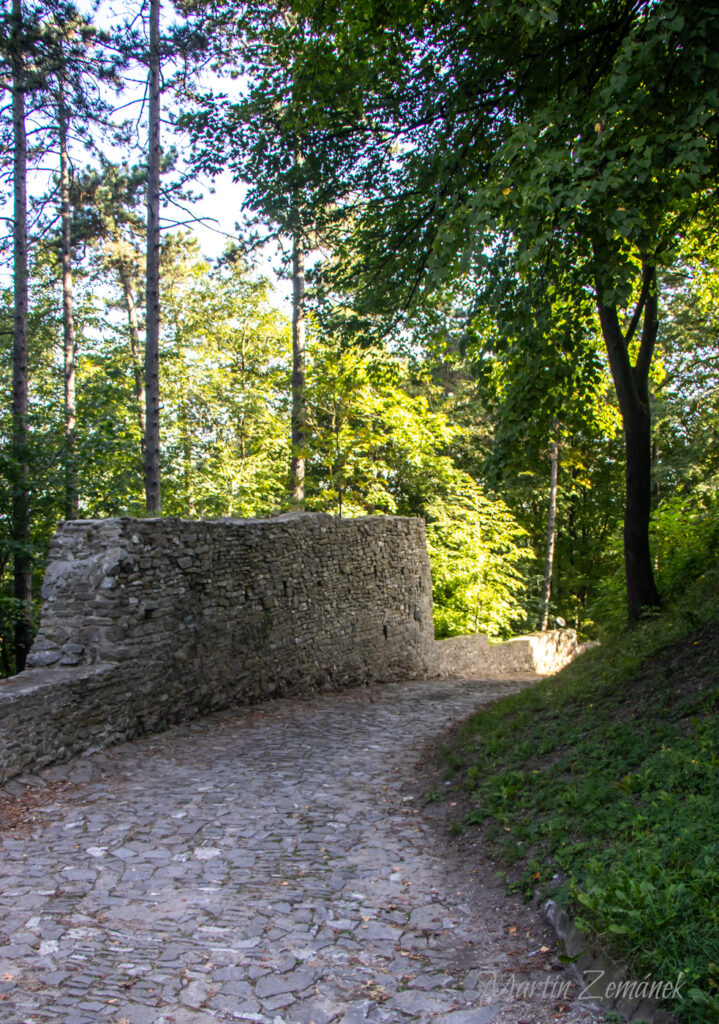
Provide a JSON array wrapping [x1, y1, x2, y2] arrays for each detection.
[[443, 567, 719, 1023]]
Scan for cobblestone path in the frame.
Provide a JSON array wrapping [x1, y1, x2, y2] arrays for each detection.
[[0, 678, 602, 1024]]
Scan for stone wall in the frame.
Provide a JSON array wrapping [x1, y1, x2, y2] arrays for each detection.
[[433, 629, 579, 678], [0, 513, 434, 782]]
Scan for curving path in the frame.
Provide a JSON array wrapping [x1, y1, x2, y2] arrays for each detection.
[[0, 677, 602, 1024]]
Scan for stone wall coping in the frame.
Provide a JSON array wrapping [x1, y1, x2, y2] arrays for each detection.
[[0, 663, 118, 699], [57, 511, 419, 528]]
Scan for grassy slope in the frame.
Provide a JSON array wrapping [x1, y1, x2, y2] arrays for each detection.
[[442, 577, 719, 1024]]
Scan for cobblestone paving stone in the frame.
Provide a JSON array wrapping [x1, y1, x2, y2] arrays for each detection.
[[0, 677, 604, 1024]]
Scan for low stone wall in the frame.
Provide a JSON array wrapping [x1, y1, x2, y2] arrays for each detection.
[[434, 628, 578, 677], [0, 513, 434, 782], [432, 633, 493, 677]]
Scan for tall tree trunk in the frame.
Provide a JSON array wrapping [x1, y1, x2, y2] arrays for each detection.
[[118, 263, 147, 448], [11, 0, 32, 671], [596, 260, 661, 621], [538, 434, 560, 632], [332, 394, 343, 518], [58, 71, 78, 520], [182, 409, 194, 517], [144, 0, 162, 515], [290, 233, 306, 504]]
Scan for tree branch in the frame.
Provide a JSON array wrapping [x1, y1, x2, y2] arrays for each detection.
[[624, 262, 652, 347], [634, 262, 657, 385]]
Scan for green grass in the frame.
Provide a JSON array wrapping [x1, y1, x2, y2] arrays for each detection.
[[443, 567, 719, 1023]]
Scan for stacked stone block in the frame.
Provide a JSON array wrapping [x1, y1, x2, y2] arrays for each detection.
[[0, 513, 434, 782]]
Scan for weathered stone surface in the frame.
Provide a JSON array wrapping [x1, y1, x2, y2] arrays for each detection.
[[431, 634, 492, 677], [433, 628, 579, 678], [0, 677, 600, 1024], [0, 513, 434, 783]]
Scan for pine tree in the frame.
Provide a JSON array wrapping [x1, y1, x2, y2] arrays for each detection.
[[8, 0, 33, 669], [181, 1, 347, 506], [144, 0, 162, 515], [41, 2, 124, 520]]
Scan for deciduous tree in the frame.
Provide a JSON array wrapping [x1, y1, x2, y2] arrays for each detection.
[[291, 0, 719, 619]]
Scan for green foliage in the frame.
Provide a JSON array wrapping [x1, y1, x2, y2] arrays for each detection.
[[74, 337, 145, 517], [651, 494, 719, 601], [426, 480, 529, 640], [590, 489, 719, 637], [1, 225, 540, 672], [6, 0, 719, 665], [0, 241, 296, 670], [304, 341, 438, 516], [159, 242, 291, 518], [0, 265, 69, 672], [302, 337, 532, 637], [654, 216, 719, 498], [284, 0, 719, 619], [475, 305, 626, 632], [443, 571, 719, 1022], [404, 271, 626, 634]]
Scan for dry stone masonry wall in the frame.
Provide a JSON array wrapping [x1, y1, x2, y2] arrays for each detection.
[[434, 629, 579, 678], [0, 513, 434, 782]]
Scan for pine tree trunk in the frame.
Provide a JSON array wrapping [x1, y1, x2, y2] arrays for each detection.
[[538, 435, 560, 632], [144, 0, 162, 515], [290, 233, 306, 504], [11, 0, 32, 671], [182, 408, 194, 517], [332, 396, 343, 518], [119, 264, 147, 448], [597, 261, 661, 621], [58, 72, 78, 520]]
